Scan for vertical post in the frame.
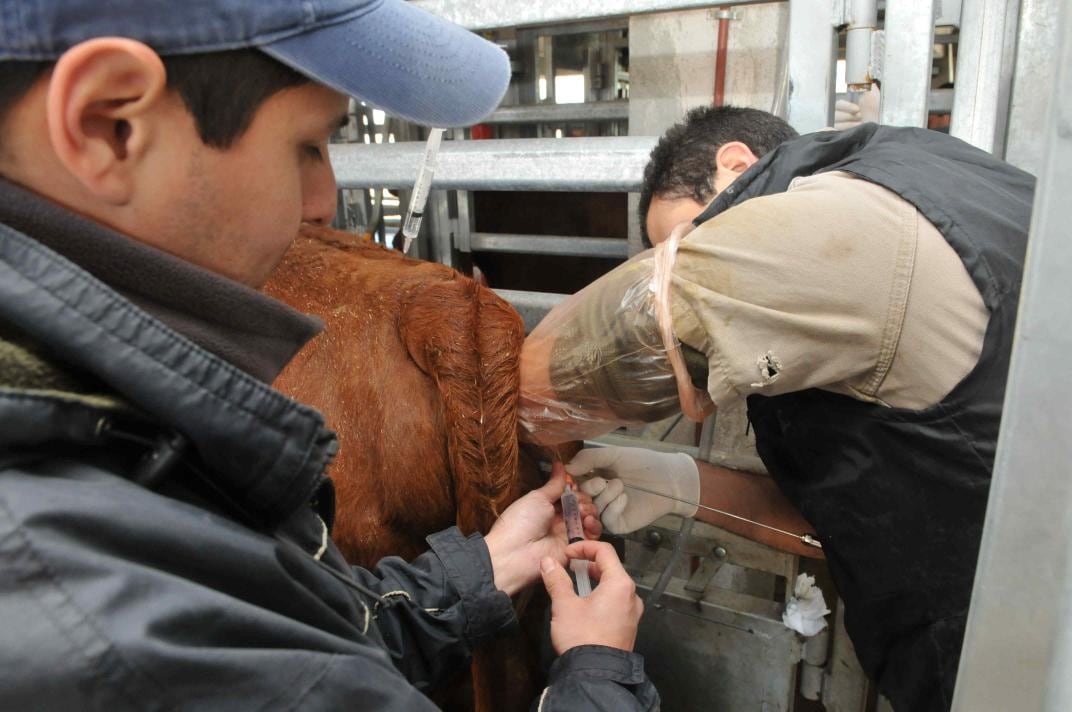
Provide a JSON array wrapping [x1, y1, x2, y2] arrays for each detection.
[[879, 0, 937, 127], [1004, 0, 1062, 175], [950, 0, 1022, 154], [951, 2, 1072, 708], [844, 0, 878, 90], [787, 0, 837, 133]]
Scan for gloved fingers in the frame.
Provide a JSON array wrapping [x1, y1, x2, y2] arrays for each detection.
[[565, 446, 622, 475], [592, 477, 625, 516], [579, 476, 608, 498], [834, 99, 861, 114], [600, 491, 630, 534]]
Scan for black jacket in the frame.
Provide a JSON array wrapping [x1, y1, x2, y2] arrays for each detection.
[[0, 194, 657, 711], [695, 124, 1033, 711]]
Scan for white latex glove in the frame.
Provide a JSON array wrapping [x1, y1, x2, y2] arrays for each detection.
[[833, 99, 862, 130], [566, 446, 700, 534], [833, 85, 881, 130]]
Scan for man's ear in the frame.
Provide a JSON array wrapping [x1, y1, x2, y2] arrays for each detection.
[[45, 38, 167, 205], [714, 141, 759, 176]]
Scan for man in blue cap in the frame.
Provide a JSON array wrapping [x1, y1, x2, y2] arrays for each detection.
[[0, 1, 656, 709]]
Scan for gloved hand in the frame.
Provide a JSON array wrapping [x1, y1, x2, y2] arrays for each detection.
[[833, 99, 862, 130], [833, 85, 881, 130], [566, 446, 700, 534]]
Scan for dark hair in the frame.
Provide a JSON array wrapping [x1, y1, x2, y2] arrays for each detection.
[[0, 49, 308, 151], [638, 105, 798, 247]]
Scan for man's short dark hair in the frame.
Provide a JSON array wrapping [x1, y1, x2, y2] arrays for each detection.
[[0, 50, 308, 151], [639, 105, 798, 247]]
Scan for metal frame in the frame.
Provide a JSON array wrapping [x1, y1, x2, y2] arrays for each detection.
[[950, 0, 1022, 154], [878, 0, 937, 127], [483, 100, 630, 125], [1003, 0, 1062, 175], [329, 136, 656, 192], [413, 0, 771, 30], [952, 1, 1072, 707], [331, 137, 650, 326], [469, 233, 629, 258], [624, 517, 804, 710], [786, 0, 837, 133], [489, 288, 567, 333]]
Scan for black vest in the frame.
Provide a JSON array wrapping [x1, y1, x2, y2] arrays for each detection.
[[693, 124, 1034, 710]]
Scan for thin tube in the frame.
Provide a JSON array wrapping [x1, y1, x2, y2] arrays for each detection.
[[400, 128, 445, 254]]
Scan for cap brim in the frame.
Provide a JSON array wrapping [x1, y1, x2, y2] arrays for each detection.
[[261, 0, 509, 128]]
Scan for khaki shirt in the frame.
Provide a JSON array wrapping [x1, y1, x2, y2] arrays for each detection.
[[671, 171, 988, 410]]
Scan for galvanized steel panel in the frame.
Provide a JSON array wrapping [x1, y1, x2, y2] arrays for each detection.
[[413, 0, 769, 30], [329, 136, 657, 192]]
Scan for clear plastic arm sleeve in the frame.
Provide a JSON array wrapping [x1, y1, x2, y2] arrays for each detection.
[[518, 238, 713, 446]]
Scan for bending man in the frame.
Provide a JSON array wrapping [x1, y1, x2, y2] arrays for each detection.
[[520, 105, 1034, 711]]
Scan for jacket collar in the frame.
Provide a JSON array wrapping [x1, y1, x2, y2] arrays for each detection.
[[0, 177, 322, 384], [693, 123, 884, 227], [0, 220, 338, 527]]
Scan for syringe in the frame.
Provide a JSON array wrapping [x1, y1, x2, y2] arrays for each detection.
[[560, 484, 592, 597], [400, 127, 445, 255]]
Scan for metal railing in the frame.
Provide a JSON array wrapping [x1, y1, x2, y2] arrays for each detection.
[[483, 100, 630, 125], [331, 137, 649, 324], [329, 136, 655, 192], [951, 2, 1072, 707], [412, 0, 764, 30]]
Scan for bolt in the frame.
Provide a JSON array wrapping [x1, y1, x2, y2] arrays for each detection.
[[713, 546, 728, 559], [645, 529, 663, 548]]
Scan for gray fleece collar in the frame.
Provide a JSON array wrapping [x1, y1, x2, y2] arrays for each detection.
[[0, 220, 338, 527], [0, 177, 322, 383]]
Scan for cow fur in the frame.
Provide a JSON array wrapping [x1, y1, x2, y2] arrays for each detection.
[[263, 225, 543, 711]]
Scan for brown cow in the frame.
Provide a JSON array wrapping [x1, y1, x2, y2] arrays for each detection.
[[263, 224, 547, 711]]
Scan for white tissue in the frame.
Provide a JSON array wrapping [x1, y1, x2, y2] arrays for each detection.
[[782, 573, 830, 637]]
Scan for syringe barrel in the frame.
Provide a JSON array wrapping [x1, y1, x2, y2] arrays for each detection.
[[560, 485, 584, 544]]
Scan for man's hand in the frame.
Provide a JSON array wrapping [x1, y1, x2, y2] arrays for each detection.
[[484, 463, 600, 596], [568, 446, 699, 534], [541, 540, 643, 654]]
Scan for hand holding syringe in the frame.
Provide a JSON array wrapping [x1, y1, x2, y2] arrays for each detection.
[[560, 482, 593, 597]]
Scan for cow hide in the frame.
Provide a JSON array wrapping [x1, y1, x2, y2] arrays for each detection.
[[263, 224, 544, 711]]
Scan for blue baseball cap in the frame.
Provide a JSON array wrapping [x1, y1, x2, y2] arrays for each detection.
[[0, 0, 510, 127]]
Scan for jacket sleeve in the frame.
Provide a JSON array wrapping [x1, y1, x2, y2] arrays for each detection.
[[343, 526, 518, 688], [533, 645, 660, 711], [343, 531, 661, 711], [0, 462, 459, 712]]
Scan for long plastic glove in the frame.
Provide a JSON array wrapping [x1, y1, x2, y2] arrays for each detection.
[[566, 446, 700, 534]]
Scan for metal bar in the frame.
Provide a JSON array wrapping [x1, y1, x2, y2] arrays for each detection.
[[936, 0, 965, 25], [513, 17, 629, 37], [879, 0, 937, 127], [427, 191, 454, 269], [483, 100, 630, 125], [837, 89, 954, 112], [469, 232, 629, 258], [951, 3, 1072, 708], [787, 0, 837, 133], [491, 288, 568, 332], [330, 136, 657, 192], [845, 0, 879, 90], [413, 0, 774, 31], [1004, 0, 1062, 175], [950, 0, 1022, 154], [455, 190, 473, 253]]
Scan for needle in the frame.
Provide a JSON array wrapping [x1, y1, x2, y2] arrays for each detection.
[[620, 483, 823, 549]]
